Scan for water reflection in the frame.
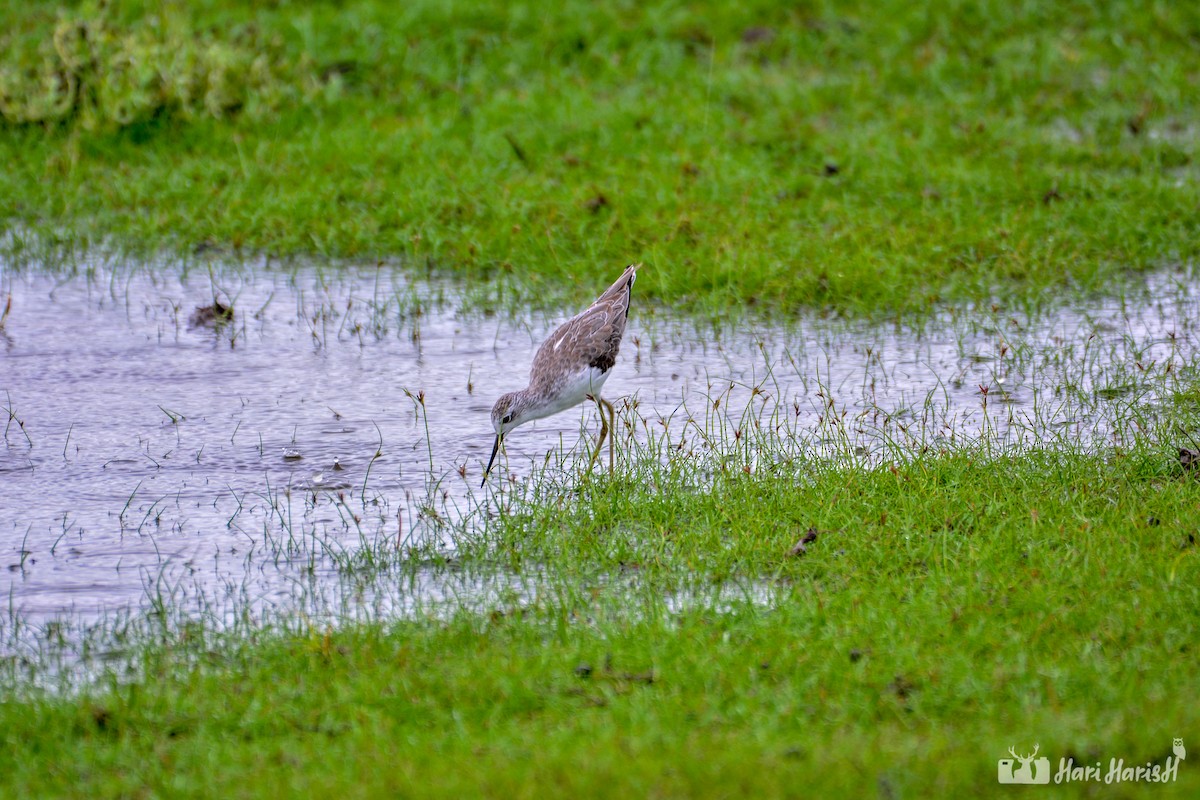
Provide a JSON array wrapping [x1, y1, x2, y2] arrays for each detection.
[[0, 259, 1197, 629]]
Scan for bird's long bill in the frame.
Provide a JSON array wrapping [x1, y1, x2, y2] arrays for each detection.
[[482, 434, 501, 488]]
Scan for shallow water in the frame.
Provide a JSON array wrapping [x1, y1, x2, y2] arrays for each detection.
[[1, 259, 1198, 634]]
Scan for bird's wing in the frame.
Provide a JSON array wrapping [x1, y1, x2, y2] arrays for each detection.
[[529, 266, 637, 388]]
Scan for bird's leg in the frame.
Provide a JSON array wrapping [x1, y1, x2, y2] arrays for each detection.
[[586, 395, 611, 472], [602, 398, 616, 473]]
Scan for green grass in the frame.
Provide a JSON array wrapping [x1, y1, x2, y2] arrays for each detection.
[[3, 2, 1200, 796], [2, 449, 1198, 797], [2, 0, 1199, 313]]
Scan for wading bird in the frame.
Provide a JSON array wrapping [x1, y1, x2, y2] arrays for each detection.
[[482, 263, 640, 486]]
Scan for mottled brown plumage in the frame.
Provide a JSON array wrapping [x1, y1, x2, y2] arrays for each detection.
[[483, 264, 640, 485]]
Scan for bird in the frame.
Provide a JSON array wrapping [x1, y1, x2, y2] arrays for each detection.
[[482, 263, 640, 487]]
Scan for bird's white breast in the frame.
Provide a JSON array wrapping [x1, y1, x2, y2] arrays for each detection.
[[525, 365, 610, 423]]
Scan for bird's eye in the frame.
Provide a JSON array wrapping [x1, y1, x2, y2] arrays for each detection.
[[501, 413, 513, 425]]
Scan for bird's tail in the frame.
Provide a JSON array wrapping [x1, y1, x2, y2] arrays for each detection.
[[597, 262, 640, 304]]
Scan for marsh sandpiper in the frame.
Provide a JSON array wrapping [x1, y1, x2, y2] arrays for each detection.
[[482, 263, 640, 486]]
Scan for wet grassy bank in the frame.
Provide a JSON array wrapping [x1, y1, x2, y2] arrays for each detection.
[[2, 0, 1198, 314], [2, 449, 1198, 796]]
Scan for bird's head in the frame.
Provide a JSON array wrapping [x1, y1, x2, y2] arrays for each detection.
[[482, 391, 531, 487], [489, 391, 526, 437]]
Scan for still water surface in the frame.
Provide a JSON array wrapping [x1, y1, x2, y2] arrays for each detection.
[[1, 260, 1197, 629]]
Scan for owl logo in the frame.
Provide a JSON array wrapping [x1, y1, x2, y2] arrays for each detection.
[[1174, 738, 1186, 760]]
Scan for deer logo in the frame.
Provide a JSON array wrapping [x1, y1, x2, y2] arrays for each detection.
[[998, 743, 1051, 784]]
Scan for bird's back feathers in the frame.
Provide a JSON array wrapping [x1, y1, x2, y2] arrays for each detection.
[[529, 264, 639, 391]]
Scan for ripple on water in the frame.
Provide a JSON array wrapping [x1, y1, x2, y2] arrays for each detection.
[[0, 258, 1198, 631]]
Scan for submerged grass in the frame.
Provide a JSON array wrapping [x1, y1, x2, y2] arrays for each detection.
[[2, 0, 1199, 314], [2, 447, 1198, 796]]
